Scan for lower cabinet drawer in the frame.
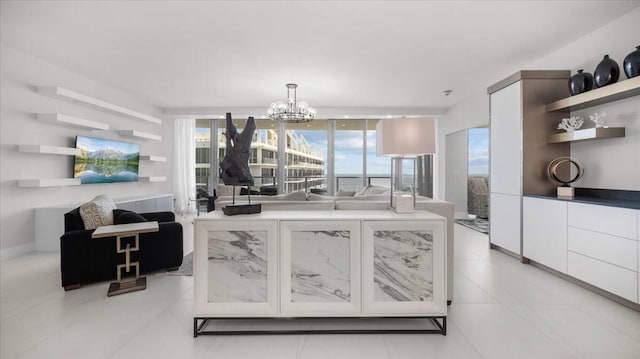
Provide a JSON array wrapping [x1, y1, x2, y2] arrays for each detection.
[[568, 227, 638, 271], [568, 251, 638, 302]]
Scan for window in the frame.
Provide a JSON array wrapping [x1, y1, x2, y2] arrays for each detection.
[[335, 119, 364, 192], [285, 120, 328, 193], [195, 119, 212, 190]]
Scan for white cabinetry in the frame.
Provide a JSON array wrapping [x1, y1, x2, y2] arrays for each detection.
[[490, 82, 522, 196], [488, 71, 569, 257], [490, 193, 521, 255], [523, 197, 567, 273], [522, 198, 639, 303], [194, 211, 447, 321], [566, 203, 638, 302]]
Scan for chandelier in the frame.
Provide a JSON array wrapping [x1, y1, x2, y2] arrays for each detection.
[[267, 83, 316, 123]]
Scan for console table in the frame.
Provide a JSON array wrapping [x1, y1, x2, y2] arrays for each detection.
[[92, 221, 159, 297], [193, 210, 447, 336]]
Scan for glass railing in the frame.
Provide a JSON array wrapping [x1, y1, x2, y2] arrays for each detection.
[[199, 175, 391, 195]]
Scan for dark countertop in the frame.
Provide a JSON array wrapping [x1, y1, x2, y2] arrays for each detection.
[[525, 188, 640, 210]]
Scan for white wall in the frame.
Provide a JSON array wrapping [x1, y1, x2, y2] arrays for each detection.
[[440, 8, 640, 197], [0, 44, 174, 260], [438, 94, 488, 199], [445, 129, 469, 218]]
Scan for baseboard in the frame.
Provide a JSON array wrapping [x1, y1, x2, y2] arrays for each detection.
[[0, 242, 36, 261]]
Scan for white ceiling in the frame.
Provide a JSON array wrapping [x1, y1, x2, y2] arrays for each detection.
[[1, 1, 638, 116]]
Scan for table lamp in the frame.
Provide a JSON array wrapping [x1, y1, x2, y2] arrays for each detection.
[[376, 118, 436, 213]]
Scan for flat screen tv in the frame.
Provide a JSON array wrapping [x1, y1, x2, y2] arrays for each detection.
[[74, 136, 140, 184]]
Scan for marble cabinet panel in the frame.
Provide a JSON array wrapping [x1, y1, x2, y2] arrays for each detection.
[[290, 230, 351, 303], [208, 230, 268, 303], [281, 220, 361, 315], [194, 220, 278, 316], [373, 230, 433, 302], [363, 220, 446, 316]]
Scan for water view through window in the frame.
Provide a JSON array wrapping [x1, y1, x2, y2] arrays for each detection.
[[195, 118, 409, 195]]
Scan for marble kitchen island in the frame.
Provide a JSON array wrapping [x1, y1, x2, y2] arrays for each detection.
[[193, 210, 447, 336]]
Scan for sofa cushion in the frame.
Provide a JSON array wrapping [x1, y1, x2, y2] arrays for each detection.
[[354, 185, 389, 197], [336, 190, 356, 197], [307, 193, 334, 201], [79, 195, 117, 230], [113, 209, 148, 225], [254, 191, 308, 201]]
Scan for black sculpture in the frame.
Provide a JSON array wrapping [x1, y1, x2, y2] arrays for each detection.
[[220, 113, 255, 186], [219, 113, 261, 215]]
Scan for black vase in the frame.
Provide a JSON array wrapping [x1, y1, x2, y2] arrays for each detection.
[[594, 54, 620, 88], [623, 46, 640, 79], [568, 69, 594, 96]]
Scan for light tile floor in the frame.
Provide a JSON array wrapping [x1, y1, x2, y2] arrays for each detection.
[[2, 221, 640, 359]]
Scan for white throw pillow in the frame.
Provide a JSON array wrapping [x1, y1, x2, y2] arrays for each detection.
[[79, 194, 117, 230]]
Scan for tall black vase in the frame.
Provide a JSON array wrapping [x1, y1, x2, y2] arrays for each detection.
[[594, 54, 620, 88], [568, 69, 594, 96], [623, 46, 640, 79]]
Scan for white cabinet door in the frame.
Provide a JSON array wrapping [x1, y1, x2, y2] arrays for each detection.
[[490, 193, 521, 255], [523, 197, 567, 273], [568, 227, 637, 271], [568, 251, 638, 302], [280, 220, 361, 316], [490, 81, 522, 196], [194, 220, 278, 316], [362, 220, 446, 316], [568, 203, 637, 240]]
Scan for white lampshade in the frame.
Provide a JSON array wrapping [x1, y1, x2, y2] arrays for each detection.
[[376, 118, 436, 157]]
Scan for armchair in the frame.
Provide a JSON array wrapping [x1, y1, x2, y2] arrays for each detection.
[[60, 208, 183, 290]]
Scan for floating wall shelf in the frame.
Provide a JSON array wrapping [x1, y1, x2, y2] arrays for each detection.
[[140, 155, 167, 162], [18, 145, 80, 156], [118, 130, 162, 141], [139, 176, 167, 182], [546, 77, 640, 112], [37, 86, 162, 125], [18, 178, 81, 187], [547, 127, 626, 143], [37, 113, 109, 131]]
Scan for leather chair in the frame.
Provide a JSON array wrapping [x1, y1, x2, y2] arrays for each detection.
[[60, 208, 183, 290]]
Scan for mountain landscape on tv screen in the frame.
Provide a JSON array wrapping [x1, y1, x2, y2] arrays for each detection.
[[74, 136, 140, 184]]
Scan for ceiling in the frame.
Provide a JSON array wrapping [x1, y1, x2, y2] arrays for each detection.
[[1, 1, 638, 117]]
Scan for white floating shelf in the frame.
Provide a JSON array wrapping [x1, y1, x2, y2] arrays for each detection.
[[38, 86, 162, 125], [18, 145, 80, 156], [139, 176, 167, 182], [37, 113, 109, 131], [140, 155, 167, 162], [119, 130, 162, 141], [18, 178, 81, 187], [547, 127, 626, 143]]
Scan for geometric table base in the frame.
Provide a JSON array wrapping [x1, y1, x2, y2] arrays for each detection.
[[108, 277, 147, 297]]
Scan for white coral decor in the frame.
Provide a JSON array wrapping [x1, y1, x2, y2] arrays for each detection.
[[557, 117, 584, 132], [589, 111, 606, 128]]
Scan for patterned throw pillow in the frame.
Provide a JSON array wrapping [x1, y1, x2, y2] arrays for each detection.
[[79, 195, 117, 230]]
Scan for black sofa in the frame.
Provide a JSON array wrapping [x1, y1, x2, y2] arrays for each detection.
[[61, 208, 184, 290]]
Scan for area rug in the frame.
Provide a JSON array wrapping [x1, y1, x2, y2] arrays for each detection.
[[455, 218, 490, 234], [168, 251, 193, 276]]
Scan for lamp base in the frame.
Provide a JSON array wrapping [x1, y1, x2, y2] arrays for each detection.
[[391, 194, 414, 213]]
